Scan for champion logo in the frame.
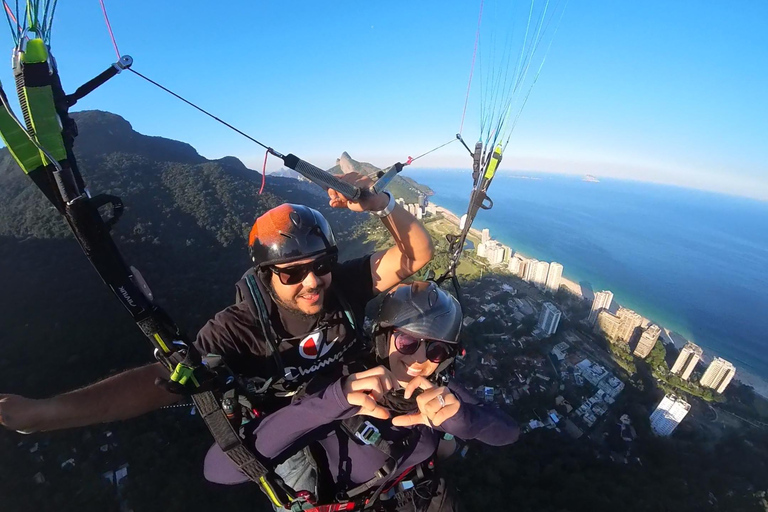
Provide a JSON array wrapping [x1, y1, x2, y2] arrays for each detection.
[[298, 332, 337, 360]]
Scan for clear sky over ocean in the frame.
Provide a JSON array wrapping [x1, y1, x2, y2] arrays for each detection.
[[2, 1, 766, 199]]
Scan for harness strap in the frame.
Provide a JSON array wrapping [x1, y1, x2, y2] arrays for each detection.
[[244, 273, 286, 371]]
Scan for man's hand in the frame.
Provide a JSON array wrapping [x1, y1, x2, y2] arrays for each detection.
[[0, 394, 44, 433], [342, 366, 398, 420], [328, 153, 389, 213], [391, 377, 461, 428]]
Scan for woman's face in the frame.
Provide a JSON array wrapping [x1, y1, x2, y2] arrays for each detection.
[[387, 331, 440, 384]]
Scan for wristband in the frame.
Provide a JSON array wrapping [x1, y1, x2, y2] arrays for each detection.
[[373, 191, 396, 218]]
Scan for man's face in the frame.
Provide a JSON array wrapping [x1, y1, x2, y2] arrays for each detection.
[[269, 255, 333, 316]]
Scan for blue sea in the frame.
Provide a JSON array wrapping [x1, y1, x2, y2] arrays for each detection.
[[407, 169, 768, 393]]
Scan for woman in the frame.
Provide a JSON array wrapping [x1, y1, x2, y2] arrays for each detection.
[[205, 281, 519, 511]]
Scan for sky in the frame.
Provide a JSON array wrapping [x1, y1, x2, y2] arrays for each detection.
[[3, 1, 767, 200]]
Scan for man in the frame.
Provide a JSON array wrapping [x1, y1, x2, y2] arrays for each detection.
[[0, 166, 433, 435]]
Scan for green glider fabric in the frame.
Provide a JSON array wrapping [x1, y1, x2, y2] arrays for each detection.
[[18, 39, 67, 164], [0, 100, 44, 173]]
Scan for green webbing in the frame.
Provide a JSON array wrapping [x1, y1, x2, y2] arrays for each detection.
[[20, 86, 66, 163], [0, 105, 44, 173]]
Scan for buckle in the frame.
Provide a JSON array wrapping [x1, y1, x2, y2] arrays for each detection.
[[355, 421, 381, 445]]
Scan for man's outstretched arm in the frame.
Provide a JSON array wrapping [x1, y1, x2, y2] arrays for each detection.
[[0, 362, 180, 433], [328, 154, 434, 293]]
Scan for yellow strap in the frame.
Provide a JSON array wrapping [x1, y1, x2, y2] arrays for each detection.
[[153, 333, 170, 353]]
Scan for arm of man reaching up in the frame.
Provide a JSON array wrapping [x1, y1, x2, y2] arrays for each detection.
[[0, 363, 180, 433], [328, 153, 434, 293]]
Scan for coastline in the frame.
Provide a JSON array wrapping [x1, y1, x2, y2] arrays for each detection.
[[431, 201, 768, 399]]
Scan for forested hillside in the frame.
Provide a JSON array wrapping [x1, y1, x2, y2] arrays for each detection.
[[0, 110, 378, 511]]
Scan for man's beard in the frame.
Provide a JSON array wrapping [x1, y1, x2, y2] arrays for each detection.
[[270, 285, 326, 321]]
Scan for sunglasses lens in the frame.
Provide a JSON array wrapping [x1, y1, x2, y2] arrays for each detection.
[[426, 342, 453, 363], [394, 333, 420, 355], [276, 254, 336, 285], [313, 257, 335, 277], [278, 268, 306, 285]]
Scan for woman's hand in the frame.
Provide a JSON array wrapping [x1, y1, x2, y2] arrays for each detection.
[[342, 366, 398, 420], [391, 377, 461, 428]]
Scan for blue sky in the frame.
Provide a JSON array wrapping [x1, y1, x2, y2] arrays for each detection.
[[4, 1, 767, 200]]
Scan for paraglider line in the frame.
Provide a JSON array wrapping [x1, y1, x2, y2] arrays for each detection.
[[260, 148, 269, 194], [459, 0, 483, 136], [98, 0, 121, 59], [407, 137, 456, 164], [127, 68, 271, 152]]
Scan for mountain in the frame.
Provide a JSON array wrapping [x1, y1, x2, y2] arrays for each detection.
[[0, 110, 382, 511], [326, 158, 433, 204]]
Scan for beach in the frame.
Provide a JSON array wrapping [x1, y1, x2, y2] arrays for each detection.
[[428, 192, 768, 397]]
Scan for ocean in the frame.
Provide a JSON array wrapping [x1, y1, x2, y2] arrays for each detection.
[[406, 169, 768, 393]]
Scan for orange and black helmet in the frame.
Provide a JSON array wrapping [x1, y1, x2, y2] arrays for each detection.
[[248, 204, 337, 268]]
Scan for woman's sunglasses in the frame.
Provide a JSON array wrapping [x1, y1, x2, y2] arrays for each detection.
[[393, 331, 455, 363], [269, 253, 337, 285]]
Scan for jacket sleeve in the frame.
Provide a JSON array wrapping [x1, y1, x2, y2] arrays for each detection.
[[252, 379, 356, 459], [437, 382, 520, 446]]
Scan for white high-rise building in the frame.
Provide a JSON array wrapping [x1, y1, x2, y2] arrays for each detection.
[[537, 302, 562, 337], [615, 307, 643, 344], [588, 291, 614, 326], [487, 243, 506, 265], [508, 256, 521, 275], [670, 342, 703, 381], [650, 394, 690, 436], [700, 357, 736, 393], [478, 240, 506, 265], [633, 324, 661, 358], [531, 261, 550, 289], [523, 259, 538, 281], [481, 228, 491, 244], [517, 258, 529, 279], [545, 262, 563, 294]]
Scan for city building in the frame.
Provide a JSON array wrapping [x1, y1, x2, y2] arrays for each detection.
[[649, 394, 690, 436], [508, 256, 521, 275], [594, 307, 642, 344], [615, 307, 643, 344], [670, 342, 703, 381], [551, 341, 569, 361], [576, 359, 609, 385], [531, 261, 550, 289], [700, 357, 736, 393], [479, 240, 507, 265], [545, 262, 563, 293], [633, 324, 661, 358], [537, 302, 562, 337], [523, 258, 538, 281], [481, 228, 491, 244], [588, 290, 614, 326], [517, 258, 530, 279], [594, 310, 622, 340]]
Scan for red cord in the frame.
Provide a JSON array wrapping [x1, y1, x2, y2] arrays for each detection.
[[3, 2, 16, 25], [98, 0, 121, 59], [260, 149, 269, 194], [459, 0, 484, 135]]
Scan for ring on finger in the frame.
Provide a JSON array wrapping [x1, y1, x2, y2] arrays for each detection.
[[437, 394, 446, 408]]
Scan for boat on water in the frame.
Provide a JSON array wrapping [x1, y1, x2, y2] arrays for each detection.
[[582, 174, 600, 183]]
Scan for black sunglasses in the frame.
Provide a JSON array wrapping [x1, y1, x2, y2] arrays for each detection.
[[270, 253, 337, 285], [393, 331, 455, 364]]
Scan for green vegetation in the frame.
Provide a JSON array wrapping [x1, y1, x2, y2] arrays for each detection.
[[608, 342, 638, 375]]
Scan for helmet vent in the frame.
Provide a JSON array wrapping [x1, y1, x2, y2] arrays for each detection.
[[289, 211, 302, 227]]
